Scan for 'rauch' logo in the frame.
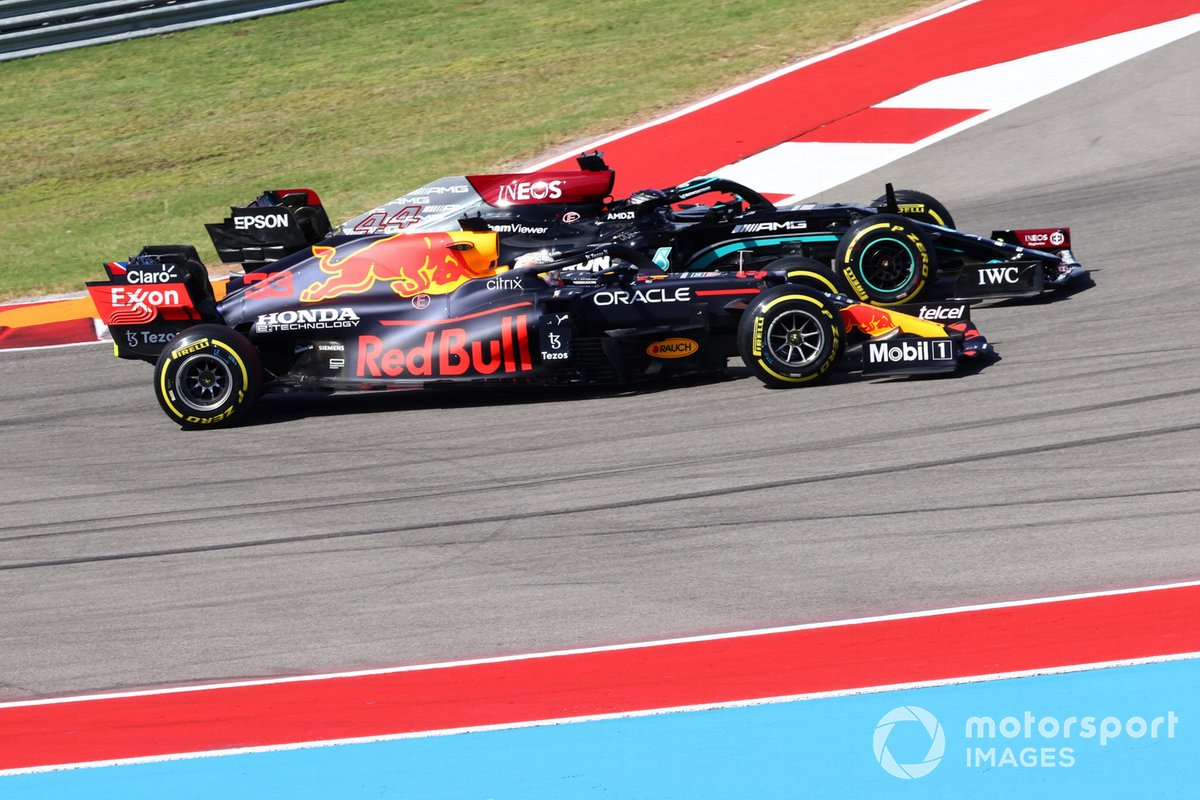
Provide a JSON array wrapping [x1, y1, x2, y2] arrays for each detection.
[[873, 706, 945, 779]]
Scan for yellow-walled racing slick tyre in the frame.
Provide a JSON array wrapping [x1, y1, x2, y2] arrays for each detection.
[[767, 255, 848, 296], [872, 188, 955, 229], [737, 285, 844, 388], [154, 324, 262, 429], [835, 214, 934, 306]]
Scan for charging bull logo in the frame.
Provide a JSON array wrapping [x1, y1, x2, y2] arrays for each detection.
[[300, 231, 499, 303], [841, 305, 900, 338], [841, 304, 951, 338]]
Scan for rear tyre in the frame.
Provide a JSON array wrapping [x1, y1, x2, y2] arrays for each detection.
[[872, 188, 955, 229], [154, 325, 261, 428], [737, 285, 844, 388], [767, 255, 846, 295], [835, 214, 934, 306]]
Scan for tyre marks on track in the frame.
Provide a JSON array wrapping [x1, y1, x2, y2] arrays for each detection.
[[4, 415, 1197, 571]]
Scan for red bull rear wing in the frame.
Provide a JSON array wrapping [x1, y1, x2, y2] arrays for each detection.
[[86, 246, 220, 361]]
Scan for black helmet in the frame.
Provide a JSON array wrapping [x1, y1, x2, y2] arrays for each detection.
[[628, 188, 667, 205]]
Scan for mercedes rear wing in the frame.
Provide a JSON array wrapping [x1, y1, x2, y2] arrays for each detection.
[[205, 188, 332, 269]]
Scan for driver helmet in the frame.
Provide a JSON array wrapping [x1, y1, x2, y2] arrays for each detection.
[[628, 188, 667, 205]]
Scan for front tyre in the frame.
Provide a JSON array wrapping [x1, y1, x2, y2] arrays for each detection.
[[835, 214, 934, 306], [154, 324, 261, 428], [737, 285, 844, 388]]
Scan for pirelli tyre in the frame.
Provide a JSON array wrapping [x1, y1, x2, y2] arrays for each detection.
[[154, 325, 262, 428], [872, 188, 955, 229], [835, 214, 935, 306], [768, 256, 847, 296], [737, 285, 844, 388]]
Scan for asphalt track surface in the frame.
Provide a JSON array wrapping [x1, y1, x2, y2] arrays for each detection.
[[2, 33, 1198, 701]]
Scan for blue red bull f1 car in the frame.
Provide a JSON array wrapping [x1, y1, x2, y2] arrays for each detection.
[[87, 233, 993, 428]]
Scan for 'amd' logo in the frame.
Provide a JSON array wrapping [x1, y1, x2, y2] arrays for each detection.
[[978, 266, 1021, 285]]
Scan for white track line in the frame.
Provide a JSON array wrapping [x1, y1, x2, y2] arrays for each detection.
[[4, 578, 1198, 710], [6, 649, 1198, 776]]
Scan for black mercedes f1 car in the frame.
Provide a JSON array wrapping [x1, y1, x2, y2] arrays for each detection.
[[87, 234, 992, 428], [204, 152, 1088, 308]]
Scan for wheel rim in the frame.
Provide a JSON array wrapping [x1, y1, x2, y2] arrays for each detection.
[[859, 238, 915, 294], [765, 308, 826, 367], [174, 353, 234, 412]]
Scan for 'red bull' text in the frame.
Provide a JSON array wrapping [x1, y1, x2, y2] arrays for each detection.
[[356, 316, 533, 378]]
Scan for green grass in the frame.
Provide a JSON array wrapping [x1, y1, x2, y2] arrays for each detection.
[[0, 0, 930, 300]]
